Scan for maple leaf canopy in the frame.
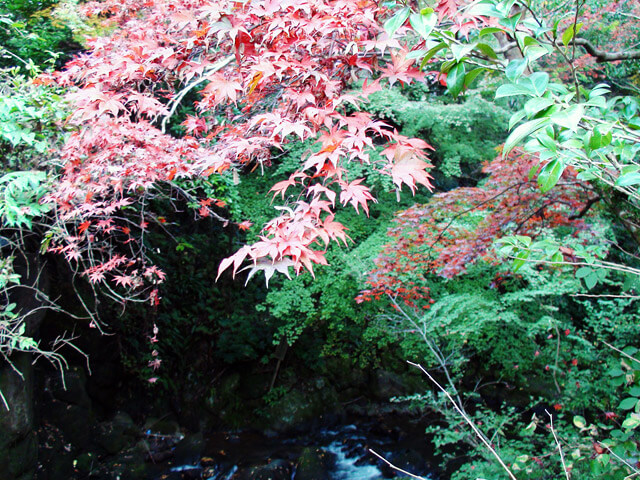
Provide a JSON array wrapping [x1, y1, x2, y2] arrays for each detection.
[[50, 0, 435, 294]]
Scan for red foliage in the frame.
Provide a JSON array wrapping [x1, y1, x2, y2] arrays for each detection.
[[49, 0, 435, 297], [357, 150, 597, 305]]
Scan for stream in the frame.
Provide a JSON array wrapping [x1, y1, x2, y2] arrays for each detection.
[[159, 420, 438, 480]]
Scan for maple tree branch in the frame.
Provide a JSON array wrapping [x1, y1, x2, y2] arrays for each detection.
[[573, 38, 640, 63], [568, 196, 601, 220], [165, 181, 229, 224], [161, 54, 235, 133], [425, 182, 527, 260], [495, 38, 640, 63]]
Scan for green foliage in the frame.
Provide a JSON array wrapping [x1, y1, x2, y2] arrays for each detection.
[[0, 25, 69, 382], [0, 171, 51, 228], [0, 0, 80, 69], [364, 89, 510, 181], [0, 67, 68, 167]]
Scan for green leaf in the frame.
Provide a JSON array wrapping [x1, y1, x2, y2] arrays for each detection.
[[524, 97, 554, 117], [500, 11, 522, 32], [590, 84, 611, 98], [622, 415, 640, 429], [446, 62, 466, 97], [409, 11, 436, 39], [575, 267, 593, 279], [588, 128, 602, 149], [476, 42, 498, 59], [384, 7, 410, 37], [573, 415, 587, 429], [537, 158, 564, 193], [505, 58, 527, 81], [536, 132, 556, 151], [524, 45, 549, 63], [496, 83, 534, 99], [509, 110, 527, 130], [504, 117, 549, 155], [616, 172, 640, 187], [584, 272, 598, 289], [550, 251, 563, 263], [406, 49, 427, 59], [619, 397, 639, 410], [562, 25, 575, 46], [479, 27, 504, 36], [551, 104, 584, 131], [464, 67, 486, 87], [420, 42, 447, 68], [468, 3, 501, 17], [451, 43, 475, 62], [512, 250, 530, 272], [529, 72, 549, 96]]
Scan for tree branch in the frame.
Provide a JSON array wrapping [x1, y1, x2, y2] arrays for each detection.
[[491, 38, 640, 63], [573, 38, 640, 63], [568, 196, 601, 220]]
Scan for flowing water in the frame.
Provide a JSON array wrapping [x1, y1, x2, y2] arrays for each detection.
[[163, 420, 436, 480]]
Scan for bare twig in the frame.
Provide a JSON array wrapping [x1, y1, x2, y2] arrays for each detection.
[[572, 293, 640, 299], [0, 387, 9, 411], [408, 361, 518, 480], [602, 341, 640, 366], [598, 441, 640, 476], [368, 449, 427, 480], [546, 410, 570, 480]]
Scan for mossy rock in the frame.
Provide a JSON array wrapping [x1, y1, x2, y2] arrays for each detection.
[[295, 447, 336, 480]]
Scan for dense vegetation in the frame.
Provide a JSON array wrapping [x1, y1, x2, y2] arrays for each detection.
[[1, 0, 640, 478]]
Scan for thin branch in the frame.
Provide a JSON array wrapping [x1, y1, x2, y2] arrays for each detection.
[[572, 293, 640, 299], [490, 36, 640, 64], [408, 361, 518, 480], [601, 341, 640, 366], [552, 323, 562, 395], [546, 410, 570, 480], [598, 441, 640, 476], [0, 386, 9, 411], [570, 0, 584, 102], [160, 54, 234, 133], [369, 449, 427, 480]]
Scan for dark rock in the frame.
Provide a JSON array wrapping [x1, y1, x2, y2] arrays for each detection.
[[46, 399, 92, 446], [0, 431, 38, 480], [93, 418, 135, 455], [248, 459, 293, 480], [74, 452, 99, 476], [173, 432, 204, 466], [239, 373, 269, 400], [48, 366, 91, 408], [144, 417, 181, 435], [264, 386, 340, 433], [295, 447, 335, 480], [113, 411, 138, 436], [0, 353, 37, 480], [372, 370, 408, 400]]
